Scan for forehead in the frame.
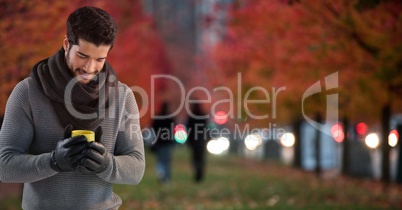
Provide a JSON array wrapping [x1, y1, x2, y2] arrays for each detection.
[[73, 39, 111, 58]]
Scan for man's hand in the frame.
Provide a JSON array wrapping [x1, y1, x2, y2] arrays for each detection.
[[50, 125, 88, 172], [78, 126, 111, 174]]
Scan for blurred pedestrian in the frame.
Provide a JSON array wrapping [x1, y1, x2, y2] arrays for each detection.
[[151, 102, 176, 183], [186, 102, 208, 183]]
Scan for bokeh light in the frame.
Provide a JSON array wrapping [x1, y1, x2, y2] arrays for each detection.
[[365, 133, 379, 149], [207, 137, 230, 155], [174, 130, 188, 144], [388, 130, 399, 147], [214, 111, 228, 125], [280, 132, 295, 147], [356, 122, 368, 136], [331, 123, 345, 143], [174, 124, 188, 144], [174, 124, 186, 132], [244, 134, 262, 150]]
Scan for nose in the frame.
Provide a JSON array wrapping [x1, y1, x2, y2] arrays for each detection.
[[83, 60, 96, 73]]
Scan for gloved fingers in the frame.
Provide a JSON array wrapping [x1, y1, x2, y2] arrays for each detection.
[[80, 157, 101, 171], [67, 153, 86, 166], [87, 142, 106, 154], [62, 144, 87, 158], [94, 126, 103, 143], [63, 124, 73, 139], [83, 149, 104, 164], [63, 135, 88, 147], [76, 165, 94, 175]]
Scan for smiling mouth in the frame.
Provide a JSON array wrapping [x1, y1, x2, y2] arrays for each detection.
[[75, 69, 97, 81], [79, 72, 93, 80]]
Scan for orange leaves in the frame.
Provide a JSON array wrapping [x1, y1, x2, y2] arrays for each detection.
[[0, 1, 71, 115], [0, 0, 171, 123], [212, 0, 402, 123]]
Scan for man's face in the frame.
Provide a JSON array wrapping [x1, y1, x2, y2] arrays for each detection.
[[64, 38, 111, 84]]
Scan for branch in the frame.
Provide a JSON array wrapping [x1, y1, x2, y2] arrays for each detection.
[[323, 1, 340, 18], [323, 1, 379, 57], [349, 31, 379, 56]]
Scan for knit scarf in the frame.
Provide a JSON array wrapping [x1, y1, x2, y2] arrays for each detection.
[[30, 48, 118, 130]]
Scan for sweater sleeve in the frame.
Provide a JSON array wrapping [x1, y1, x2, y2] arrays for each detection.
[[0, 80, 57, 183], [97, 86, 145, 184]]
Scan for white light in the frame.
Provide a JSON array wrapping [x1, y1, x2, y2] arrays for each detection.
[[388, 130, 398, 147], [217, 137, 230, 151], [280, 133, 295, 147], [244, 134, 262, 151], [365, 133, 380, 149], [207, 137, 230, 155]]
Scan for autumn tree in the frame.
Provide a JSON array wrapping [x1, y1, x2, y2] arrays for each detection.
[[301, 0, 402, 183], [103, 0, 173, 126], [212, 1, 340, 126], [0, 0, 172, 126], [211, 0, 402, 178], [0, 0, 72, 115]]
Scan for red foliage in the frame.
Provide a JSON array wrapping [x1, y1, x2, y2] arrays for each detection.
[[211, 0, 402, 125], [0, 0, 172, 126]]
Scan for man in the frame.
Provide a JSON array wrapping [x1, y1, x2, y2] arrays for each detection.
[[150, 102, 176, 183], [0, 6, 145, 210], [186, 102, 208, 183]]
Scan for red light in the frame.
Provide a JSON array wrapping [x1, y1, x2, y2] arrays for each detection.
[[356, 123, 368, 135], [214, 111, 228, 125], [390, 130, 399, 139], [331, 123, 345, 143], [174, 124, 186, 133], [389, 129, 399, 147]]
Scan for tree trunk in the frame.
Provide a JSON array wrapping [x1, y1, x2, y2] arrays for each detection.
[[292, 117, 302, 168], [396, 124, 402, 184], [341, 116, 350, 176], [315, 113, 322, 177], [381, 104, 391, 183]]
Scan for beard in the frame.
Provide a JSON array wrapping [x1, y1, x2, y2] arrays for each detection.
[[65, 46, 99, 83]]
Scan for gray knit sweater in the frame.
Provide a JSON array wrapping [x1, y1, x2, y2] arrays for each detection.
[[0, 77, 145, 210]]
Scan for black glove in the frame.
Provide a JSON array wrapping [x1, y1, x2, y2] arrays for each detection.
[[50, 125, 88, 172], [78, 126, 111, 174]]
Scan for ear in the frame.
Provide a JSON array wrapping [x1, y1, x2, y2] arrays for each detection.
[[63, 35, 69, 51]]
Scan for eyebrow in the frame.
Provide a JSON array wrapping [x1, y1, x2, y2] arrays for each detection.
[[77, 51, 107, 60]]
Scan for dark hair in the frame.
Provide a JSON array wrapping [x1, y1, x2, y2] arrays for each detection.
[[67, 6, 117, 47]]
